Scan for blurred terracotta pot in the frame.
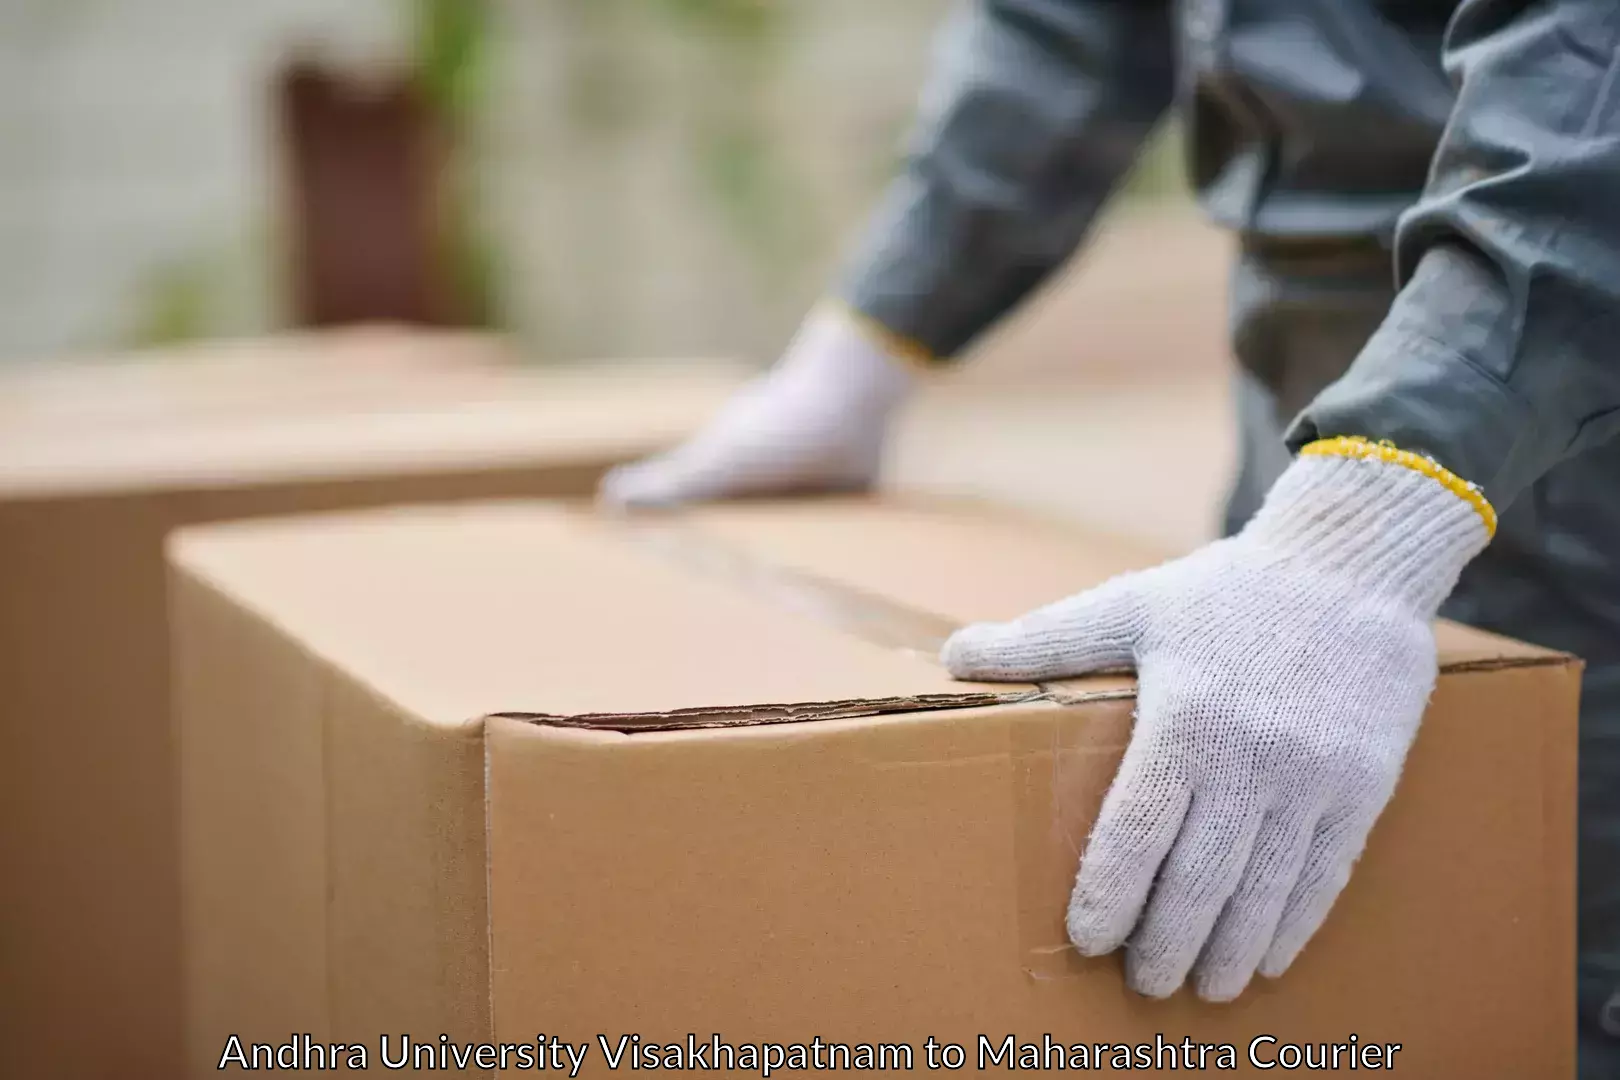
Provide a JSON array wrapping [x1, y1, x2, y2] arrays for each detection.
[[277, 59, 457, 327]]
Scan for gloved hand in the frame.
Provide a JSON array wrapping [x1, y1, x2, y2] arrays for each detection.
[[942, 441, 1495, 1001], [598, 304, 920, 509]]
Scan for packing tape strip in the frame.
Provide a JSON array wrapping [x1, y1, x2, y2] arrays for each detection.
[[598, 512, 968, 662], [1009, 700, 1136, 982]]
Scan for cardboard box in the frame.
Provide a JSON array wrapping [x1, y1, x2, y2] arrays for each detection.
[[0, 334, 744, 1080], [0, 326, 510, 431], [171, 497, 1579, 1077]]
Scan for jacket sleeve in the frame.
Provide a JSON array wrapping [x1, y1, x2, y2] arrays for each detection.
[[834, 0, 1175, 362], [1288, 0, 1620, 508]]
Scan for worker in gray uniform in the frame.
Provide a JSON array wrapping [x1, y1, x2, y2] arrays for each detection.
[[599, 1, 1620, 1072]]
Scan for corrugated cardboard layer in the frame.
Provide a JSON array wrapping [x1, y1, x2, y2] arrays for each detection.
[[171, 496, 1578, 1077]]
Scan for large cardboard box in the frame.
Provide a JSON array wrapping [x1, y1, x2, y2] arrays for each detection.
[[171, 497, 1579, 1077], [0, 333, 744, 1080]]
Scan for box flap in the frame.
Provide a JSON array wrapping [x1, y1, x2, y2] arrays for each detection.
[[0, 335, 746, 498], [675, 498, 1567, 671], [170, 501, 1033, 730], [170, 496, 1569, 734], [0, 326, 507, 430], [680, 497, 1164, 622]]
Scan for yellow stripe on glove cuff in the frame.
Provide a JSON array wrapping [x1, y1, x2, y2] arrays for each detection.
[[1300, 436, 1498, 540], [825, 299, 941, 372]]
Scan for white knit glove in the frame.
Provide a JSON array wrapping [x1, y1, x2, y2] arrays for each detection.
[[942, 445, 1494, 1002], [598, 305, 918, 509]]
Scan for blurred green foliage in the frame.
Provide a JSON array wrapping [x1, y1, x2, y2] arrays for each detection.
[[413, 0, 501, 328], [414, 0, 489, 123], [662, 2, 814, 277], [550, 0, 815, 280], [552, 0, 1183, 288], [649, 0, 778, 40], [128, 258, 215, 348]]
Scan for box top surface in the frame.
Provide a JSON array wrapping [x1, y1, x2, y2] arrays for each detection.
[[170, 497, 1568, 730], [0, 327, 745, 498]]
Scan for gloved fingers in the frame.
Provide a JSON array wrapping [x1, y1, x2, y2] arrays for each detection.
[[1257, 803, 1380, 979], [1122, 795, 1266, 998], [940, 575, 1145, 682], [1066, 749, 1191, 958], [597, 458, 686, 510], [1190, 806, 1320, 1002]]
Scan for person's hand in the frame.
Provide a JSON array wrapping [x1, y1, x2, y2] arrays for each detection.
[[597, 305, 918, 509], [942, 442, 1495, 1001]]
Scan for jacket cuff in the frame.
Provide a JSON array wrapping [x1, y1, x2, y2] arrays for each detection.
[[831, 199, 998, 364], [1284, 314, 1536, 508], [817, 299, 942, 372]]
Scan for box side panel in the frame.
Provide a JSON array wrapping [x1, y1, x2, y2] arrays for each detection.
[[176, 551, 494, 1075], [485, 707, 1039, 1054], [184, 459, 609, 518], [488, 664, 1577, 1076], [1006, 663, 1579, 1077], [1539, 659, 1581, 1067], [321, 672, 491, 1052], [174, 562, 333, 1077], [0, 499, 183, 1080]]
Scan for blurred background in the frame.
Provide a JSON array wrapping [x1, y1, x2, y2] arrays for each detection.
[[0, 0, 1237, 548]]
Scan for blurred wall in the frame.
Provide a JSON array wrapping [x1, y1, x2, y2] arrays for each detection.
[[482, 0, 957, 365], [0, 0, 1188, 369], [0, 0, 407, 365]]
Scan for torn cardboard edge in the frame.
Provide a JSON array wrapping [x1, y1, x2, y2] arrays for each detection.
[[490, 691, 1041, 732], [486, 511, 1577, 734]]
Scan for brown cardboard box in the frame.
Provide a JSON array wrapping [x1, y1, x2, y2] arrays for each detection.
[[0, 334, 744, 1080], [0, 326, 509, 430], [171, 497, 1579, 1077]]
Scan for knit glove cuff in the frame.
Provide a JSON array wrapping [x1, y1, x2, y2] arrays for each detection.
[[1245, 437, 1495, 616]]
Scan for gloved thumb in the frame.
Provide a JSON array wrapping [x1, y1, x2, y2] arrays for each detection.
[[940, 574, 1145, 683]]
